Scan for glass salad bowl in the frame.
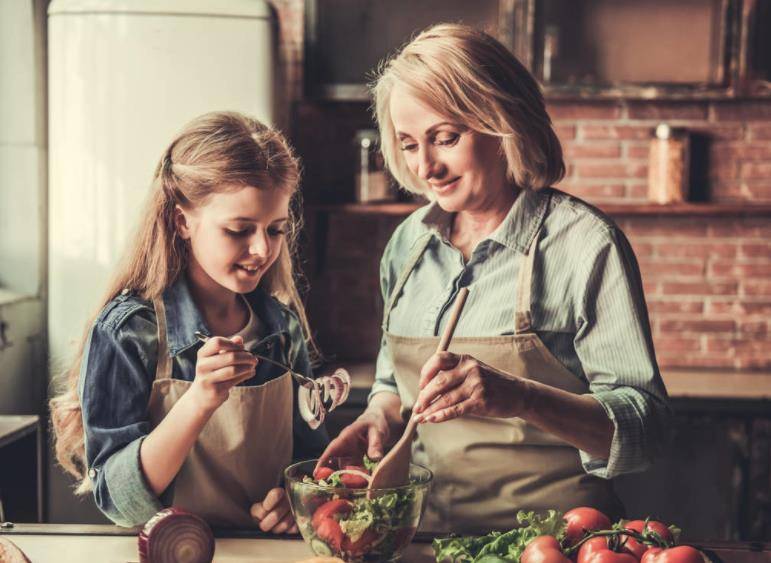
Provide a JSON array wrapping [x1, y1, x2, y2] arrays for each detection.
[[284, 459, 432, 562]]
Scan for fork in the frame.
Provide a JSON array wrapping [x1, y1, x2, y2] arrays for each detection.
[[193, 331, 317, 389]]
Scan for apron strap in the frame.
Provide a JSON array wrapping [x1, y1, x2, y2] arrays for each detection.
[[514, 226, 542, 335], [382, 232, 433, 331], [152, 297, 174, 381]]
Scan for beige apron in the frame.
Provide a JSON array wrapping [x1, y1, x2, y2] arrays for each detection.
[[384, 229, 623, 534], [146, 298, 293, 528]]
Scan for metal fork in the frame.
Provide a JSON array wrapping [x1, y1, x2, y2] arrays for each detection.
[[193, 331, 316, 389]]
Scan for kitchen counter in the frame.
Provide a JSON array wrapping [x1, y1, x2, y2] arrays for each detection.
[[2, 524, 770, 563]]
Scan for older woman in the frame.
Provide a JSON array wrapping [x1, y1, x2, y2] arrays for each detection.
[[319, 24, 670, 534]]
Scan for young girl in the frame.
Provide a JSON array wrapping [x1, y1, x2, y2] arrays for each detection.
[[50, 111, 328, 529]]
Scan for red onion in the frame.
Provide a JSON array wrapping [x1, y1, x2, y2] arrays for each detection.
[[299, 368, 351, 429], [138, 507, 215, 563], [0, 537, 31, 563]]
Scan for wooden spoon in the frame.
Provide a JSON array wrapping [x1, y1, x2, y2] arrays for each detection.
[[368, 287, 470, 492]]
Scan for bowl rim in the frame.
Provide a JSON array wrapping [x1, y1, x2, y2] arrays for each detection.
[[284, 458, 433, 493]]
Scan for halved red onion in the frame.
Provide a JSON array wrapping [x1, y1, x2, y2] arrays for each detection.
[[0, 537, 31, 563], [138, 507, 215, 563]]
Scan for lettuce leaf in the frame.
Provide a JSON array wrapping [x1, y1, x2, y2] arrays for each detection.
[[433, 510, 565, 563]]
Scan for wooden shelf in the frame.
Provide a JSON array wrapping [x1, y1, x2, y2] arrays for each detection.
[[309, 202, 771, 218]]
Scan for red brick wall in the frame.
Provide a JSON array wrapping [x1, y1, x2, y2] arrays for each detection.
[[275, 1, 771, 371], [550, 100, 771, 203]]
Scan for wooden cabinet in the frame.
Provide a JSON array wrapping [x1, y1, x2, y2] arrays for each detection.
[[303, 0, 771, 100]]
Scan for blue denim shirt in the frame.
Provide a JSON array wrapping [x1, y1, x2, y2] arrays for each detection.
[[78, 277, 329, 527]]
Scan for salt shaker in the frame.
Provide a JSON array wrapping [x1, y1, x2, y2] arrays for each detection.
[[648, 123, 690, 204]]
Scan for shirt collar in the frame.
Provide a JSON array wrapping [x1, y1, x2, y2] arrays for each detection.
[[419, 188, 551, 254], [162, 276, 289, 356]]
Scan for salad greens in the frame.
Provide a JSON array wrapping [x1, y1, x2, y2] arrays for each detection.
[[433, 510, 566, 563]]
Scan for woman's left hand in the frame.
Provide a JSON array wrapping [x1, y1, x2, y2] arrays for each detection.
[[413, 352, 531, 422], [250, 487, 298, 534]]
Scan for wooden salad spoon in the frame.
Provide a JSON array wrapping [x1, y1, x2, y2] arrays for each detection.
[[368, 287, 470, 493]]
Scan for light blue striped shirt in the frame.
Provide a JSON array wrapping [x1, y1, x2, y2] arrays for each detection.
[[371, 187, 671, 479]]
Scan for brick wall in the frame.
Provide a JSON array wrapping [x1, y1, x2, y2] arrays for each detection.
[[275, 1, 771, 371]]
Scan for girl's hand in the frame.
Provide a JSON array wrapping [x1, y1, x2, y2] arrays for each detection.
[[413, 352, 531, 422], [316, 409, 392, 470], [250, 488, 298, 534], [189, 335, 257, 414]]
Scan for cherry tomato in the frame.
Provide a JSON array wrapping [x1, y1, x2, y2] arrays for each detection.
[[315, 518, 344, 551], [342, 528, 381, 556], [521, 535, 571, 563], [311, 499, 353, 529], [625, 520, 674, 544], [313, 466, 335, 481], [563, 507, 612, 546], [340, 465, 369, 489], [641, 546, 704, 563]]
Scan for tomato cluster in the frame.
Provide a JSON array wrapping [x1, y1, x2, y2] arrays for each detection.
[[520, 507, 704, 563]]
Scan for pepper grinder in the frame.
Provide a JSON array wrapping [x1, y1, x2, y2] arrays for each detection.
[[648, 123, 690, 204]]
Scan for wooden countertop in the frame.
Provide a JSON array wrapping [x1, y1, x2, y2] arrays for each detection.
[[2, 524, 769, 563]]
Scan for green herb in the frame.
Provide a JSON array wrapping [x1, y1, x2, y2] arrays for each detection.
[[433, 510, 566, 563], [363, 455, 379, 472]]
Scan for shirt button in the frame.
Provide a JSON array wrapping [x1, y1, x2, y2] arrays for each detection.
[[88, 468, 97, 479]]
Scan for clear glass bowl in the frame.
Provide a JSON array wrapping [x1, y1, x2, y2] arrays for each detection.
[[284, 459, 432, 562]]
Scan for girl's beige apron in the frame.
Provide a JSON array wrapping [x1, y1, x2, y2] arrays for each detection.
[[146, 298, 293, 527], [384, 229, 623, 534]]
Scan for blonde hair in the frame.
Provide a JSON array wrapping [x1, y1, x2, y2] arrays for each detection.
[[49, 111, 314, 493], [372, 23, 564, 196]]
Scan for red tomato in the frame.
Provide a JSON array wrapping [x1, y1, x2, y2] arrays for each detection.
[[340, 466, 369, 489], [578, 537, 642, 563], [563, 507, 612, 546], [641, 546, 704, 563], [342, 528, 381, 556], [311, 499, 353, 529], [625, 520, 674, 544], [583, 553, 639, 563], [315, 518, 344, 552], [313, 466, 334, 481], [521, 535, 571, 563]]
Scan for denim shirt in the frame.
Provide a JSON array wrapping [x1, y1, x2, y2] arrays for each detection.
[[78, 277, 329, 527], [371, 188, 671, 479]]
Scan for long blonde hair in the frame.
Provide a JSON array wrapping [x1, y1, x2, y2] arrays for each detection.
[[372, 23, 564, 196], [49, 111, 314, 493]]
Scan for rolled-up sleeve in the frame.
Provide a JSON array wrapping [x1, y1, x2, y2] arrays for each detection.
[[78, 316, 165, 526], [573, 225, 671, 479]]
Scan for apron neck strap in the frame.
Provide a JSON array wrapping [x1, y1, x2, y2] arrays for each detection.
[[514, 225, 542, 334], [383, 232, 433, 330], [152, 297, 174, 381]]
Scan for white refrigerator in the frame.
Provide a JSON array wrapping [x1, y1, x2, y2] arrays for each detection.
[[47, 0, 276, 522]]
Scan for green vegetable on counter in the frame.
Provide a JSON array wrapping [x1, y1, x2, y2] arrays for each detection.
[[433, 510, 566, 563]]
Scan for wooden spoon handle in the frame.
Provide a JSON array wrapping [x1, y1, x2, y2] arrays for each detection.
[[436, 287, 469, 353]]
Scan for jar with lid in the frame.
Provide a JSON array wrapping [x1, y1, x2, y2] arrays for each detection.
[[648, 123, 691, 204], [354, 129, 392, 203]]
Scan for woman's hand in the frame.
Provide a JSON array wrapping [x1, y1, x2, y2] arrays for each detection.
[[189, 335, 257, 415], [316, 409, 392, 469], [414, 352, 531, 422], [251, 488, 298, 534]]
